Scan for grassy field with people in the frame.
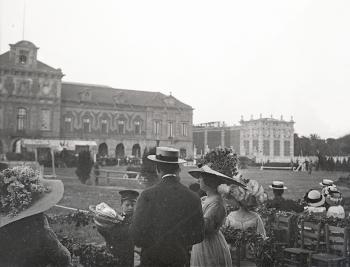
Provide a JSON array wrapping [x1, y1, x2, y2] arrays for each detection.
[[44, 166, 350, 245]]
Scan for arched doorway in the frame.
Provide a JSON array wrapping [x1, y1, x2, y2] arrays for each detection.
[[132, 144, 141, 158], [12, 139, 22, 153], [115, 143, 125, 159], [98, 143, 108, 157]]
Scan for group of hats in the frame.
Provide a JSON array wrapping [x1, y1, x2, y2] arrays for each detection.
[[149, 147, 247, 188], [303, 179, 342, 207]]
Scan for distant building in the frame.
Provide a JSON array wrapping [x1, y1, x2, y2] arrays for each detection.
[[193, 115, 295, 163], [0, 40, 193, 159]]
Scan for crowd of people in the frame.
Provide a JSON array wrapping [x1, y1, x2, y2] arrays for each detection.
[[0, 146, 347, 267]]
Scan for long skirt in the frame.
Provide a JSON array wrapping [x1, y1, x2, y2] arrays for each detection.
[[191, 230, 232, 267]]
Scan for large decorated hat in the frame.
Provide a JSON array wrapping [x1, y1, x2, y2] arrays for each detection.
[[147, 147, 186, 164], [304, 189, 325, 207], [0, 166, 64, 228], [188, 165, 246, 188], [269, 181, 287, 190]]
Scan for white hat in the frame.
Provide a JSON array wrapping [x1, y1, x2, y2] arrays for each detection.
[[147, 147, 186, 164], [269, 181, 287, 190], [319, 179, 334, 187], [305, 190, 325, 207]]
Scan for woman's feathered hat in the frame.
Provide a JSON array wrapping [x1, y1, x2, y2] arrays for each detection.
[[0, 166, 64, 228]]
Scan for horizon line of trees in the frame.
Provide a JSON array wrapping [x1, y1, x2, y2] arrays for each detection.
[[294, 133, 350, 157]]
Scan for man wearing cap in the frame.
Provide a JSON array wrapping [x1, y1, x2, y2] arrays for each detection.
[[266, 181, 304, 213], [130, 147, 204, 267], [95, 189, 139, 267]]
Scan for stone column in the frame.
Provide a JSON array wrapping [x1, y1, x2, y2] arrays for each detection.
[[269, 127, 274, 159], [221, 130, 225, 148], [249, 127, 253, 156], [204, 129, 208, 152]]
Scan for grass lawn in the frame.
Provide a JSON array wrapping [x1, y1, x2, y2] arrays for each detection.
[[45, 166, 350, 244]]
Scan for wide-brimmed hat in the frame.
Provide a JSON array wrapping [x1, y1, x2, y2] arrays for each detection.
[[0, 178, 63, 228], [304, 189, 325, 207], [147, 147, 186, 164], [269, 181, 287, 190], [319, 179, 334, 187], [188, 165, 246, 188]]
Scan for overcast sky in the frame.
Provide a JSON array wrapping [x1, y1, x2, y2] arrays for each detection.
[[1, 0, 349, 138]]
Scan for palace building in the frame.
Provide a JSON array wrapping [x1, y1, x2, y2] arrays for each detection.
[[0, 41, 193, 159], [193, 115, 295, 163]]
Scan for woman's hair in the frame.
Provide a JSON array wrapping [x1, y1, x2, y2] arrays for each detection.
[[202, 173, 223, 190]]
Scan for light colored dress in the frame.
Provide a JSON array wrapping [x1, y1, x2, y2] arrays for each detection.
[[327, 205, 345, 218], [224, 210, 266, 263], [191, 195, 232, 267]]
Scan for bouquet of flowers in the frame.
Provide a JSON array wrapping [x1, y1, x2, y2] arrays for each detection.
[[0, 166, 49, 216]]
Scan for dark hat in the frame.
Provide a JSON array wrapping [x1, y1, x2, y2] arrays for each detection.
[[147, 147, 186, 164], [119, 190, 139, 202], [0, 167, 64, 228], [188, 165, 247, 188]]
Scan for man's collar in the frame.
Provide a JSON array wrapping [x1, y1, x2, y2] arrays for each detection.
[[162, 174, 177, 179]]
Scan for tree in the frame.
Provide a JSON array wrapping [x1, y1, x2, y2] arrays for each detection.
[[75, 151, 93, 184]]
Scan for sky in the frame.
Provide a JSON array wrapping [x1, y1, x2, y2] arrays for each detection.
[[0, 0, 349, 139]]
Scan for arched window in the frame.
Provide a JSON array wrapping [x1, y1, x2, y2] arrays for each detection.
[[101, 119, 108, 134], [134, 121, 141, 135], [17, 108, 27, 131], [118, 120, 125, 134], [64, 117, 73, 132], [83, 118, 91, 133]]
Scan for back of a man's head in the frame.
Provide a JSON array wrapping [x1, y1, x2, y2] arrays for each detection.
[[157, 162, 180, 175], [273, 189, 284, 197]]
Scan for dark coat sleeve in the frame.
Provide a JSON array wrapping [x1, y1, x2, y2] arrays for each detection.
[[130, 190, 154, 248], [182, 196, 204, 245]]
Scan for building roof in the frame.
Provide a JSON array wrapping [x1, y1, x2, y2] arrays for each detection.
[[0, 51, 61, 73], [61, 82, 193, 110]]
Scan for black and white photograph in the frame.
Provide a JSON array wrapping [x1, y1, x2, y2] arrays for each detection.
[[0, 0, 350, 266]]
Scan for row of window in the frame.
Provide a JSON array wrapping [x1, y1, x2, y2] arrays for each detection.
[[243, 140, 291, 156], [15, 108, 189, 137], [153, 121, 188, 137]]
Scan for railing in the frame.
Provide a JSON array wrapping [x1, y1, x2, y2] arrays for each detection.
[[97, 168, 142, 185]]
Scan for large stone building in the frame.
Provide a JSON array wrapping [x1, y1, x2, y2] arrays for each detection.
[[193, 115, 295, 163], [0, 40, 193, 159]]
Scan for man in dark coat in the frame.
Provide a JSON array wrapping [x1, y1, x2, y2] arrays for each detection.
[[266, 181, 304, 213], [130, 147, 204, 267]]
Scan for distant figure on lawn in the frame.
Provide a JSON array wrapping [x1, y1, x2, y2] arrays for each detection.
[[130, 147, 204, 267], [94, 189, 139, 267], [266, 181, 304, 213]]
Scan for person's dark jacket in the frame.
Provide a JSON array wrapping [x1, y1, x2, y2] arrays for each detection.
[[0, 213, 71, 267], [266, 196, 304, 213], [130, 176, 204, 267], [96, 214, 134, 267]]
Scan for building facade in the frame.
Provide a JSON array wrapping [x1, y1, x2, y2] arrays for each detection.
[[193, 116, 295, 163], [0, 41, 193, 159]]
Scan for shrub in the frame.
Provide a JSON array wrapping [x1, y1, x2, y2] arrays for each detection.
[[75, 151, 94, 184], [5, 152, 23, 161]]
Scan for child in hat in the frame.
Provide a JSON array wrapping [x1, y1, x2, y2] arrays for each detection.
[[94, 189, 139, 267]]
